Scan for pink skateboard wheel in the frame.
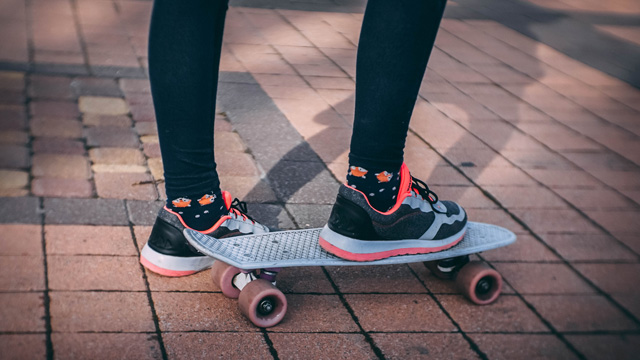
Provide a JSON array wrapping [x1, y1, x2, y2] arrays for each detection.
[[211, 261, 242, 299], [456, 261, 502, 305], [238, 279, 287, 328]]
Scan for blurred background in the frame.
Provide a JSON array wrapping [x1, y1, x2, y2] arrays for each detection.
[[0, 0, 638, 359]]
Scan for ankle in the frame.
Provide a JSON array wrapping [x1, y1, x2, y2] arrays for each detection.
[[346, 164, 401, 212], [167, 190, 227, 231]]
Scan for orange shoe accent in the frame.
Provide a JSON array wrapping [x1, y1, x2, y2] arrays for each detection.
[[198, 193, 216, 206], [222, 191, 233, 209], [349, 166, 368, 178], [171, 197, 191, 208], [164, 206, 231, 235], [375, 171, 393, 183]]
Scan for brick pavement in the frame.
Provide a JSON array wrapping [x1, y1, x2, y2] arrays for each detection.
[[1, 0, 639, 359]]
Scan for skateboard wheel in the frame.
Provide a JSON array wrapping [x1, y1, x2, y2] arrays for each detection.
[[456, 261, 502, 305], [211, 261, 242, 299], [238, 279, 287, 328]]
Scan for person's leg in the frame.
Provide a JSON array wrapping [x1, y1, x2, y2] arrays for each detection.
[[149, 0, 228, 230], [321, 0, 467, 261], [346, 0, 447, 212], [141, 0, 268, 276]]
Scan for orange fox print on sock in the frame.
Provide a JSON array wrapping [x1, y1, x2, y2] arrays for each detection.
[[376, 171, 393, 183], [172, 197, 192, 208], [349, 166, 368, 178], [198, 194, 216, 206]]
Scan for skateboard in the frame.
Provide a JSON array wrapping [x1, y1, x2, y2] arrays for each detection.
[[184, 222, 516, 327]]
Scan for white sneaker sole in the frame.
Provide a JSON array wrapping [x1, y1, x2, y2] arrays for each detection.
[[319, 225, 466, 261], [140, 243, 214, 277]]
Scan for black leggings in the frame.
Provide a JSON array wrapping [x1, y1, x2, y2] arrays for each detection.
[[148, 0, 446, 199]]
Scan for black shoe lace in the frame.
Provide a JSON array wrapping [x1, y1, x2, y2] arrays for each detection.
[[230, 198, 255, 223], [411, 177, 439, 205]]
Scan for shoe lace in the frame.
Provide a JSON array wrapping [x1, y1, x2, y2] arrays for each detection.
[[229, 198, 255, 224], [411, 177, 439, 205]]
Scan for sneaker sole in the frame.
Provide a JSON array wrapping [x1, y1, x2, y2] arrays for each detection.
[[140, 243, 214, 277], [318, 225, 466, 262]]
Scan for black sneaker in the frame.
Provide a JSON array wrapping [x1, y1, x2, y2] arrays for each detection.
[[319, 163, 467, 261], [140, 191, 269, 276]]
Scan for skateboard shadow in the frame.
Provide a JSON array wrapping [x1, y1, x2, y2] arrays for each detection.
[[237, 42, 539, 231], [235, 0, 638, 230]]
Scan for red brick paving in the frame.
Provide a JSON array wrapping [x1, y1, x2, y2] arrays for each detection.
[[372, 333, 480, 360], [0, 0, 639, 359], [47, 255, 146, 291], [0, 335, 47, 360], [0, 293, 46, 332], [493, 263, 596, 294], [526, 295, 638, 332], [346, 294, 457, 332], [0, 224, 42, 255], [438, 295, 548, 333], [152, 292, 257, 332], [471, 334, 579, 360], [327, 265, 426, 294], [31, 178, 93, 198], [0, 256, 46, 291], [45, 224, 136, 255], [269, 333, 376, 360], [268, 294, 359, 333], [163, 332, 271, 360], [50, 292, 155, 332], [566, 334, 640, 360], [52, 333, 162, 360]]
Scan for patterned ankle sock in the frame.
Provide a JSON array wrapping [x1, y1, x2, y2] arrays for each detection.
[[346, 164, 401, 212], [167, 190, 227, 231]]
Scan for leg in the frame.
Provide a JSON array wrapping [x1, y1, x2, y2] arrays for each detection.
[[350, 0, 447, 169], [321, 0, 468, 261], [141, 0, 269, 276], [346, 0, 447, 212], [149, 0, 227, 209]]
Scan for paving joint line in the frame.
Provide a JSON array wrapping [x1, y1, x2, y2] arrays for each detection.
[[477, 252, 589, 359], [406, 263, 489, 360], [408, 130, 628, 359], [260, 328, 280, 360], [417, 94, 640, 259], [37, 197, 54, 360], [24, 0, 35, 66], [437, 24, 640, 208], [125, 201, 169, 360], [221, 118, 300, 229], [22, 23, 54, 353], [68, 0, 92, 75], [418, 118, 640, 312], [320, 267, 386, 360], [271, 7, 358, 79], [413, 121, 640, 321]]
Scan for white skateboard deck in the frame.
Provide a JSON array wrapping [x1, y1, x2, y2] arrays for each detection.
[[184, 222, 516, 270]]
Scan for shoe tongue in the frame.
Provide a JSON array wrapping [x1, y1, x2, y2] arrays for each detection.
[[221, 191, 233, 210]]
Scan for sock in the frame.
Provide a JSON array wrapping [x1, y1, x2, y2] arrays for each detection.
[[346, 164, 401, 212], [167, 190, 227, 231]]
